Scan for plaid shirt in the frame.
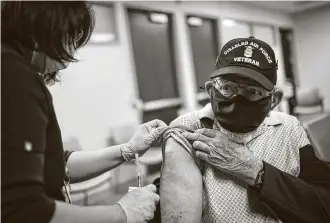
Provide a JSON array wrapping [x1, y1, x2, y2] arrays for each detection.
[[164, 103, 310, 223]]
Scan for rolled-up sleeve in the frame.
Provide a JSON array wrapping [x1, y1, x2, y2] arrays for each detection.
[[1, 57, 55, 223], [162, 123, 205, 172]]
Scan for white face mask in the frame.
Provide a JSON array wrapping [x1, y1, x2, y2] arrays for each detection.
[[31, 51, 70, 74]]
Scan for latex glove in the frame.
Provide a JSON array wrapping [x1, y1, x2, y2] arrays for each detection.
[[117, 184, 160, 223], [121, 119, 168, 161], [182, 129, 263, 186]]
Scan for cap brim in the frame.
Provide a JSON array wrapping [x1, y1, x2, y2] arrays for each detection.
[[210, 66, 274, 91]]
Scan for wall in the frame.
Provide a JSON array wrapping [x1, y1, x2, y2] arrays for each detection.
[[49, 3, 139, 150], [293, 5, 330, 110], [49, 1, 294, 150]]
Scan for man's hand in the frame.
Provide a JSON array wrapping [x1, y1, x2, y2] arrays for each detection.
[[117, 184, 160, 223], [123, 120, 168, 160], [182, 129, 263, 186]]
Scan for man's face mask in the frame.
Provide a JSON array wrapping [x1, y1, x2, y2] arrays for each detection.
[[31, 51, 70, 74], [209, 78, 273, 133]]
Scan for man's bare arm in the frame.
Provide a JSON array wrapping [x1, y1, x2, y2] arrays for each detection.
[[160, 137, 203, 223]]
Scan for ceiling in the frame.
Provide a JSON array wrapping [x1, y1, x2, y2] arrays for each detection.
[[241, 1, 330, 14], [94, 1, 330, 14]]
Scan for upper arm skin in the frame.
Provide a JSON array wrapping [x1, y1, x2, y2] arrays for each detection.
[[160, 137, 203, 223]]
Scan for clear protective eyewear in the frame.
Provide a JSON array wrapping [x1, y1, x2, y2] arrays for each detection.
[[212, 77, 274, 101]]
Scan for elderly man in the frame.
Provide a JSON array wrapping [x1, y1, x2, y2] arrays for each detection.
[[160, 37, 330, 223]]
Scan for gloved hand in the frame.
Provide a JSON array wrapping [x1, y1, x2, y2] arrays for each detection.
[[121, 119, 168, 161], [117, 184, 160, 223]]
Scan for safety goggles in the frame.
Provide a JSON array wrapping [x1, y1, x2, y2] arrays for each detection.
[[212, 77, 274, 101]]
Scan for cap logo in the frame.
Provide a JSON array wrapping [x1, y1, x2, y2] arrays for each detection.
[[244, 46, 253, 58], [223, 41, 273, 67], [223, 41, 249, 55]]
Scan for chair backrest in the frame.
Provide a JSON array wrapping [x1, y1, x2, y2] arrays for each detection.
[[304, 113, 330, 162], [294, 88, 324, 117], [296, 88, 323, 107]]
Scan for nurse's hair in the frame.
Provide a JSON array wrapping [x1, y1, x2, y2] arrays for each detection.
[[1, 1, 95, 64]]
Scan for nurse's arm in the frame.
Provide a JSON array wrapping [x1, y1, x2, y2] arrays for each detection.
[[160, 138, 203, 223], [66, 144, 126, 183]]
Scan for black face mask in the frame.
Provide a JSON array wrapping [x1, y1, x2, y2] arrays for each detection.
[[210, 86, 272, 133]]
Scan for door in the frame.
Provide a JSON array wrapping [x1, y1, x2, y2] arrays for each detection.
[[187, 15, 219, 106], [128, 8, 180, 124], [280, 28, 297, 114]]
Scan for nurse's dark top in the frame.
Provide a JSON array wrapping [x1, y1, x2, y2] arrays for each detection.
[[1, 41, 73, 223]]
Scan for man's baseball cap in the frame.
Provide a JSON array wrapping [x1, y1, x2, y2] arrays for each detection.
[[210, 36, 278, 91]]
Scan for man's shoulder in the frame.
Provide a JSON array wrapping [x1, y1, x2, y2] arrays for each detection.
[[170, 103, 214, 129], [170, 110, 202, 130], [269, 111, 301, 130], [269, 111, 310, 148]]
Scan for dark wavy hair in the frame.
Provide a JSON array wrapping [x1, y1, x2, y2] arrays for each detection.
[[1, 1, 95, 84]]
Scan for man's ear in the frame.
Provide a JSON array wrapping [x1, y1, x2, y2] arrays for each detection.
[[271, 87, 283, 110], [205, 81, 213, 96]]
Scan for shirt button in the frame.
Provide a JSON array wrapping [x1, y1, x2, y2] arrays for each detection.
[[24, 141, 32, 152]]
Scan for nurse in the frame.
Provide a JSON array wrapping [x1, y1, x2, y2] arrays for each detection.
[[2, 2, 167, 223]]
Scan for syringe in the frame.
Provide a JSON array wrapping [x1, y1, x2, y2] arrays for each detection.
[[135, 153, 142, 187]]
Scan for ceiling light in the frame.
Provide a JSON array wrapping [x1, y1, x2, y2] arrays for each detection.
[[90, 33, 116, 43], [222, 19, 236, 27], [149, 13, 168, 24], [188, 17, 203, 27]]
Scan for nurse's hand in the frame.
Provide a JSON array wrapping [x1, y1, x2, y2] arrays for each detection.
[[117, 184, 160, 223], [125, 119, 168, 158]]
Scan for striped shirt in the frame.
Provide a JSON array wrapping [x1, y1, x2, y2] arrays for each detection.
[[164, 103, 310, 223]]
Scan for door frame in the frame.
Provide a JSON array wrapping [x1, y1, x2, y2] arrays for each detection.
[[185, 13, 220, 103], [125, 6, 181, 118], [279, 28, 297, 115]]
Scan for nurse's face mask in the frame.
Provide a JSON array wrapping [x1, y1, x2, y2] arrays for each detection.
[[206, 75, 274, 133], [31, 51, 70, 74]]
